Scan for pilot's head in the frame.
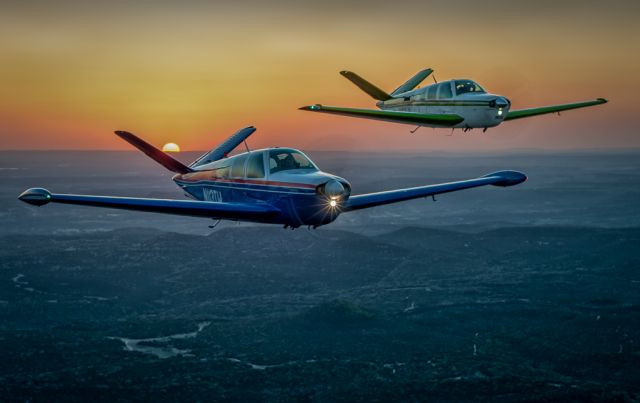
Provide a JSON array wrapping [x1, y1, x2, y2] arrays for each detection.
[[282, 154, 295, 169]]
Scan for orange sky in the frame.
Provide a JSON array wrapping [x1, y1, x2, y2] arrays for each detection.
[[1, 1, 638, 151]]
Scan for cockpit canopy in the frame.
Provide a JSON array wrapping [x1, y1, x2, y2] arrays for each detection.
[[195, 148, 317, 179], [454, 80, 485, 95], [414, 80, 487, 100], [269, 149, 317, 174]]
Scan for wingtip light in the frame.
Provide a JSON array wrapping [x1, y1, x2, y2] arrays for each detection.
[[299, 104, 322, 111], [18, 188, 52, 206]]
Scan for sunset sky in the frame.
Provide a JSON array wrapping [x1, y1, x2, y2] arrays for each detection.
[[1, 0, 638, 151]]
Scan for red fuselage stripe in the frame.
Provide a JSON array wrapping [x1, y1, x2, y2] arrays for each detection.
[[178, 177, 317, 189]]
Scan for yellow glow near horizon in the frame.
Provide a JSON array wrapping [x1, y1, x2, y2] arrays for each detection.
[[162, 143, 180, 153]]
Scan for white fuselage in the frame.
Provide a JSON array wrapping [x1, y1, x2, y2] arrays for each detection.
[[378, 79, 510, 129]]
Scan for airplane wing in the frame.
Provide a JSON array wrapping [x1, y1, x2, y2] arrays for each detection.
[[504, 98, 607, 121], [343, 170, 526, 211], [299, 105, 464, 127], [18, 188, 281, 221]]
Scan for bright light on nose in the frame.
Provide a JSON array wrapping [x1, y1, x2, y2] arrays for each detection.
[[323, 180, 345, 198], [329, 200, 337, 207], [498, 108, 503, 116]]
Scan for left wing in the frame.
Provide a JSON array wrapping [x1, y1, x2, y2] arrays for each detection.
[[299, 105, 464, 127], [343, 171, 526, 211], [504, 98, 607, 121], [18, 188, 280, 221]]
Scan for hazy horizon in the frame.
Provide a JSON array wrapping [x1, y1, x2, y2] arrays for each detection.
[[2, 146, 640, 154]]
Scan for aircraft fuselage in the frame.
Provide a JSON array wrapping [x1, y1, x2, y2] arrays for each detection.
[[378, 79, 510, 129], [173, 147, 351, 228]]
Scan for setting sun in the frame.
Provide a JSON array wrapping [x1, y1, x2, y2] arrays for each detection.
[[162, 143, 180, 153]]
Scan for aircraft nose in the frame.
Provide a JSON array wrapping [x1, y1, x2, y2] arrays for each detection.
[[489, 97, 510, 108], [323, 180, 346, 198], [497, 97, 510, 108], [318, 179, 351, 210]]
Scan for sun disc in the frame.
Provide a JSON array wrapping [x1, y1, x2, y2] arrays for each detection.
[[162, 142, 180, 152]]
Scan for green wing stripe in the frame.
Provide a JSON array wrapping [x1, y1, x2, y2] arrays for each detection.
[[505, 98, 608, 121], [299, 105, 464, 127]]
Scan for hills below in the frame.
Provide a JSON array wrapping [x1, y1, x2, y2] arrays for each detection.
[[1, 225, 638, 401]]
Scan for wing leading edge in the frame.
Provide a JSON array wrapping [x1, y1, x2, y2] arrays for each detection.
[[504, 98, 607, 121], [343, 170, 526, 211], [299, 105, 464, 127], [18, 188, 280, 221]]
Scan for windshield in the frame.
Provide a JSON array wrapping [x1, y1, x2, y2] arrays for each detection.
[[454, 80, 485, 95], [269, 149, 317, 174]]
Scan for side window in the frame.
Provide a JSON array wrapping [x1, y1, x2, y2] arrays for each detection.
[[246, 152, 265, 179], [427, 85, 437, 100], [230, 155, 248, 178], [438, 82, 452, 99]]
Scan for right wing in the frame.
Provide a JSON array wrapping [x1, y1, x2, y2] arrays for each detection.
[[18, 188, 280, 221], [504, 98, 607, 121], [343, 171, 526, 211], [299, 105, 464, 127]]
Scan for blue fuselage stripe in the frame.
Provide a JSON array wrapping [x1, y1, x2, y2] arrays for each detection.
[[174, 179, 317, 195]]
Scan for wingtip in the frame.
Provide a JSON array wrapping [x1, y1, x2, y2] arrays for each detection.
[[597, 98, 608, 103], [484, 170, 527, 187], [18, 188, 52, 206], [299, 104, 322, 111]]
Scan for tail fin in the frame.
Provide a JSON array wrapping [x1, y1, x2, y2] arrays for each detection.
[[190, 126, 256, 168], [115, 131, 193, 174], [340, 70, 392, 101], [391, 68, 433, 96]]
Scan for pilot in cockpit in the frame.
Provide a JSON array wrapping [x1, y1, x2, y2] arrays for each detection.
[[280, 154, 298, 170]]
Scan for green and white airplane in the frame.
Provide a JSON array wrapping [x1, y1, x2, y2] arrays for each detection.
[[300, 68, 607, 132]]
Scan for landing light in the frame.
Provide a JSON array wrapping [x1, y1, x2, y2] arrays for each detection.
[[498, 108, 503, 116], [329, 199, 337, 207]]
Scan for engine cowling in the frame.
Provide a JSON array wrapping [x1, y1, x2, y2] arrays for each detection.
[[317, 179, 351, 203]]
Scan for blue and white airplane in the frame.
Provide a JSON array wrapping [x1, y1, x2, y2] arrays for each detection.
[[18, 127, 526, 229], [300, 68, 607, 132]]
